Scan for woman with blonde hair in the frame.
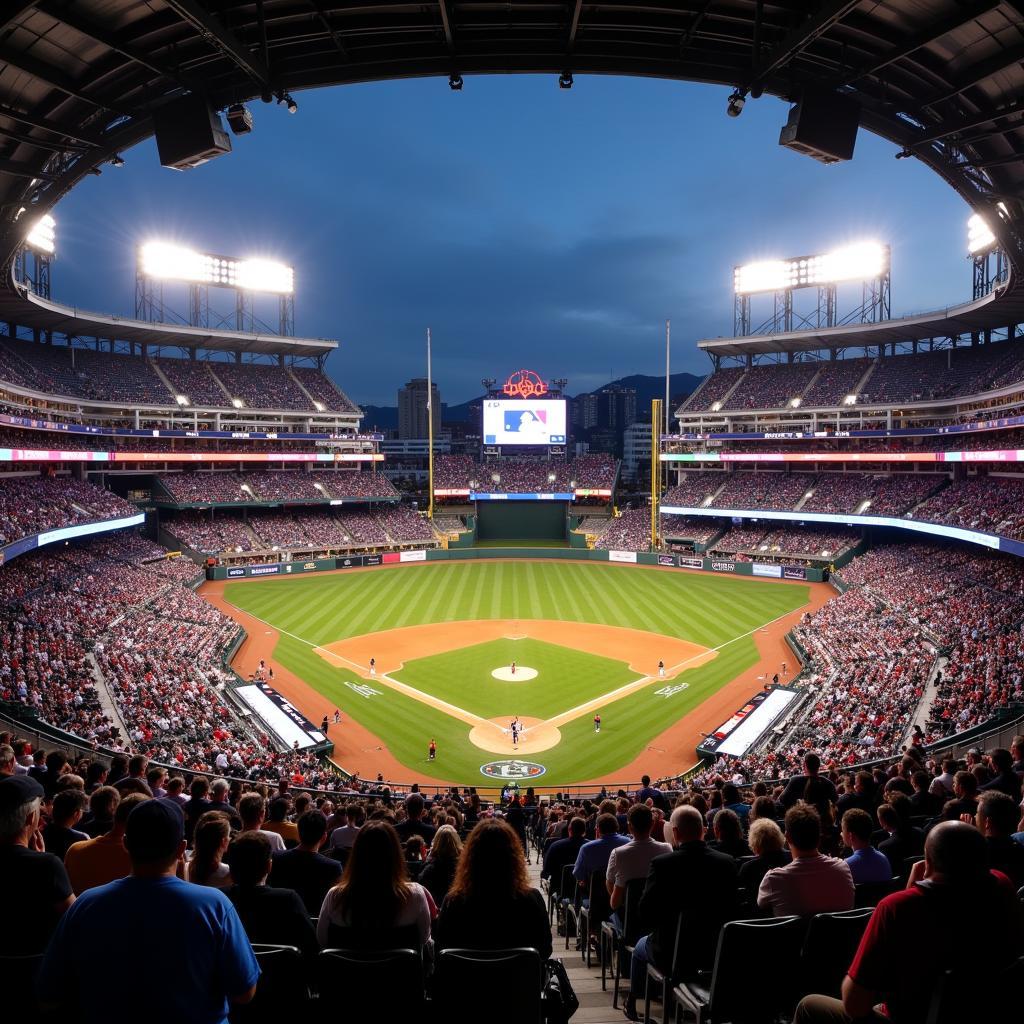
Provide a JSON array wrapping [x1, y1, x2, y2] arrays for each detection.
[[186, 811, 232, 889], [434, 819, 551, 957], [738, 817, 790, 894], [419, 824, 462, 905], [316, 820, 431, 947]]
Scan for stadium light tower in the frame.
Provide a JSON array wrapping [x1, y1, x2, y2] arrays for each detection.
[[135, 240, 295, 334], [733, 241, 890, 336], [968, 212, 1006, 300], [16, 211, 55, 299]]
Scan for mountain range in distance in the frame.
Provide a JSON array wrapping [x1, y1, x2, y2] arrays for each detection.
[[357, 371, 705, 430]]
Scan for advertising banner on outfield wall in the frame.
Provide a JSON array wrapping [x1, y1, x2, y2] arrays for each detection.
[[248, 564, 281, 576], [227, 567, 246, 577], [608, 550, 638, 563], [657, 554, 676, 567], [677, 556, 704, 570], [753, 563, 783, 578], [363, 554, 383, 566], [383, 552, 401, 564], [400, 550, 427, 562], [710, 560, 736, 573], [782, 566, 808, 580], [337, 556, 361, 569]]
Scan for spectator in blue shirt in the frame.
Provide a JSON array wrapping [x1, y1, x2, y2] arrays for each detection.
[[573, 812, 629, 884], [842, 808, 893, 884], [39, 798, 260, 1024]]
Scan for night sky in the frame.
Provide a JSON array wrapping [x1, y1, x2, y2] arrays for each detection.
[[51, 74, 973, 406]]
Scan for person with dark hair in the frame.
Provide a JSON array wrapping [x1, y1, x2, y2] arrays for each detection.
[[236, 792, 285, 852], [794, 822, 1023, 1024], [980, 748, 1022, 800], [434, 818, 551, 957], [908, 770, 941, 818], [973, 790, 1024, 887], [572, 811, 628, 883], [626, 805, 738, 1021], [262, 797, 299, 847], [876, 798, 924, 874], [186, 811, 232, 889], [779, 753, 837, 811], [837, 771, 877, 819], [113, 755, 151, 796], [542, 815, 587, 883], [719, 782, 751, 824], [757, 804, 854, 917], [316, 820, 431, 947], [709, 808, 752, 859], [227, 832, 317, 957], [42, 788, 89, 860], [65, 793, 147, 894], [39, 799, 259, 1023], [841, 809, 892, 884], [42, 750, 70, 798], [606, 803, 671, 924], [81, 785, 119, 838], [183, 776, 213, 845], [0, 775, 75, 955], [395, 792, 436, 844], [270, 809, 342, 914]]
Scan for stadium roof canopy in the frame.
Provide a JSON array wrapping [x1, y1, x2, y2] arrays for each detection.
[[698, 287, 1024, 356], [0, 285, 336, 357], [1, 1, 1023, 282]]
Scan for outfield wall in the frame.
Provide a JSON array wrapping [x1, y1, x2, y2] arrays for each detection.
[[207, 548, 825, 581]]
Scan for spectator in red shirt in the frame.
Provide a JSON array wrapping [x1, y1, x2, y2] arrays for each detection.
[[794, 821, 1022, 1024]]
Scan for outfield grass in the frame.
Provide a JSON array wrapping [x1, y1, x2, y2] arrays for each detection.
[[391, 637, 640, 720], [223, 561, 810, 783]]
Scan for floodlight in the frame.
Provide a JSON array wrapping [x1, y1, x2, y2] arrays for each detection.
[[843, 394, 858, 406], [139, 242, 206, 282], [734, 260, 788, 294], [727, 91, 745, 117], [25, 213, 56, 254], [175, 395, 189, 406], [232, 398, 244, 409], [790, 397, 802, 408], [236, 258, 294, 294], [967, 213, 996, 255], [710, 401, 723, 412], [548, 472, 557, 483], [733, 242, 888, 294]]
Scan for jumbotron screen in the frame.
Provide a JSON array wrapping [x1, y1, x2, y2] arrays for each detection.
[[483, 399, 567, 445]]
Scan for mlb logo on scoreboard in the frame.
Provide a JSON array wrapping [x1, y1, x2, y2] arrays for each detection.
[[504, 408, 547, 432]]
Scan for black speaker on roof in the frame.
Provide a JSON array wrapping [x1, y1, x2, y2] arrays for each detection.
[[779, 87, 860, 164], [153, 95, 232, 170]]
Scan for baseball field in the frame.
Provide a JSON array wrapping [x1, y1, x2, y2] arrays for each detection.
[[209, 560, 819, 786]]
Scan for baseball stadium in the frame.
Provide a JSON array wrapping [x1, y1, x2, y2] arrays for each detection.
[[1, 3, 1024, 1023]]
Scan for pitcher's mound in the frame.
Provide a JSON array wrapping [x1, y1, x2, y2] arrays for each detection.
[[491, 666, 538, 681], [469, 716, 561, 754]]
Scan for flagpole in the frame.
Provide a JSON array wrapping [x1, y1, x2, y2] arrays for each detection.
[[427, 327, 434, 520]]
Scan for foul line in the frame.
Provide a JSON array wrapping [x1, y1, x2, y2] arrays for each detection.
[[220, 598, 505, 734], [220, 597, 802, 736]]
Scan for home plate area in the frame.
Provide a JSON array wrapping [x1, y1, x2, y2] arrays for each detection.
[[491, 665, 538, 681]]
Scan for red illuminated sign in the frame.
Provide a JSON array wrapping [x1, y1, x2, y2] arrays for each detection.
[[502, 369, 549, 399]]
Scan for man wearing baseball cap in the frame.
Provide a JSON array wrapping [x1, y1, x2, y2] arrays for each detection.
[[38, 797, 259, 1022], [0, 774, 75, 955]]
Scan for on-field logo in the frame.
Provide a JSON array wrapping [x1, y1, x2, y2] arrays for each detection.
[[344, 681, 382, 699], [480, 759, 546, 779], [654, 683, 690, 699]]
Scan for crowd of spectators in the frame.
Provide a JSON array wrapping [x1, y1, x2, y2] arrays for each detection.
[[662, 472, 727, 507], [433, 454, 618, 494], [156, 470, 396, 504], [594, 507, 650, 550], [723, 362, 819, 411], [0, 475, 137, 547], [0, 337, 362, 414], [711, 471, 817, 510], [912, 474, 1024, 539], [659, 515, 720, 542]]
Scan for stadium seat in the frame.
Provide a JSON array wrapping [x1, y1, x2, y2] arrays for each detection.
[[324, 922, 423, 955], [798, 908, 874, 998], [229, 944, 307, 1022], [557, 863, 579, 940], [317, 947, 424, 1014], [671, 916, 806, 1024], [601, 877, 645, 1007], [854, 878, 900, 908], [0, 952, 45, 1016], [578, 867, 612, 967], [926, 954, 1024, 1024], [433, 947, 543, 1024]]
